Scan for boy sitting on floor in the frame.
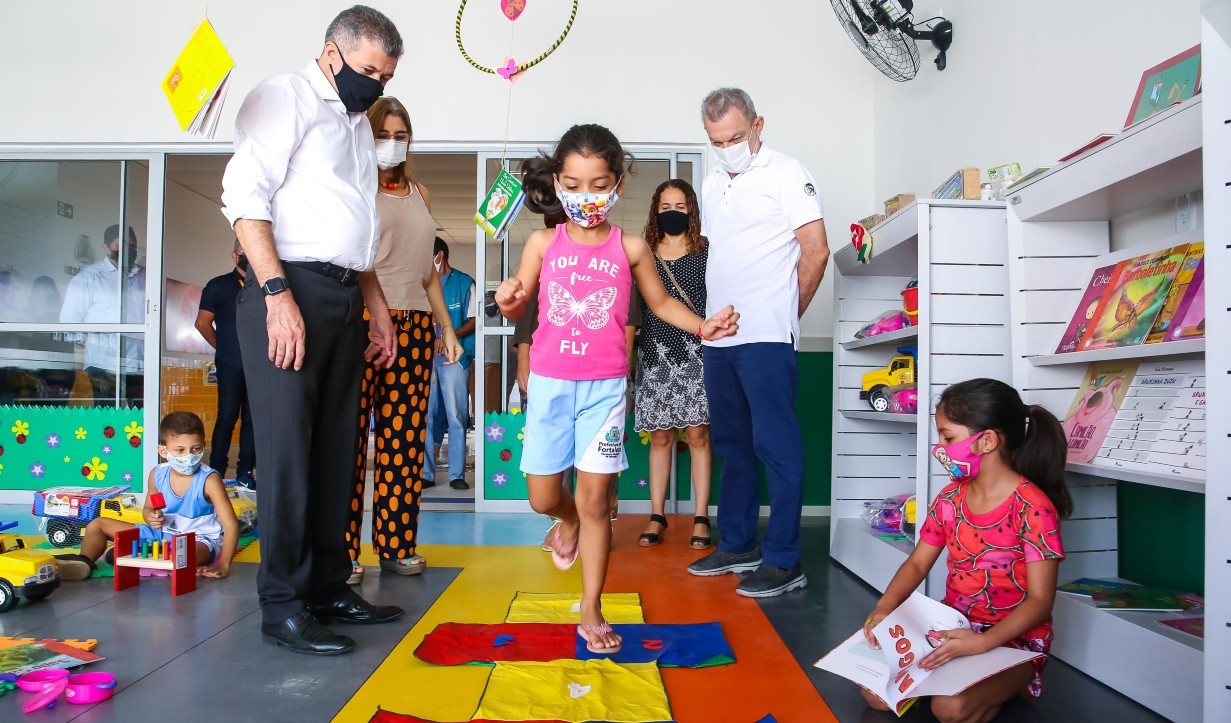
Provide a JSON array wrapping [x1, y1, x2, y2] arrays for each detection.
[[57, 411, 239, 581]]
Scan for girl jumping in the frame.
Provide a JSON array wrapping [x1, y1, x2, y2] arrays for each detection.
[[495, 124, 738, 653]]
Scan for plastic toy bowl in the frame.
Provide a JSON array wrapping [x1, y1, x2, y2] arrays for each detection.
[[64, 672, 117, 704], [17, 668, 69, 691], [889, 386, 920, 414]]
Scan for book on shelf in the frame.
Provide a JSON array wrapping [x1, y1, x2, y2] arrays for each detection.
[[1054, 261, 1124, 353], [1057, 578, 1144, 597], [1094, 360, 1203, 475], [1005, 166, 1051, 190], [1092, 588, 1201, 612], [1169, 258, 1205, 340], [1143, 370, 1205, 475], [1063, 360, 1140, 464], [1145, 243, 1203, 343], [1057, 133, 1118, 163], [1079, 244, 1189, 350], [814, 593, 1042, 717], [1156, 617, 1204, 639]]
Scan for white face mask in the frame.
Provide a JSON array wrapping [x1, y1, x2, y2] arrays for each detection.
[[434, 255, 443, 273], [713, 139, 754, 174], [374, 139, 409, 170]]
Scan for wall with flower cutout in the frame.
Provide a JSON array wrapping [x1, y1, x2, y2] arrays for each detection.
[[0, 406, 145, 493]]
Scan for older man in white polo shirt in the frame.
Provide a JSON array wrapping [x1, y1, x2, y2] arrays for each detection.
[[221, 5, 405, 655], [687, 88, 830, 598]]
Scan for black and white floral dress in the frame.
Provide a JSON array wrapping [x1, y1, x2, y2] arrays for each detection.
[[634, 243, 709, 431]]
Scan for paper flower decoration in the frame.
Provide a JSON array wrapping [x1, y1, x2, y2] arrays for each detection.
[[11, 420, 29, 443], [74, 427, 88, 440], [486, 423, 505, 442], [492, 472, 508, 487], [46, 434, 60, 448], [30, 462, 45, 478], [84, 456, 108, 481]]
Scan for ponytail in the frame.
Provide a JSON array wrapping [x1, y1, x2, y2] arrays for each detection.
[[521, 154, 563, 216], [938, 379, 1073, 518], [1012, 405, 1072, 518]]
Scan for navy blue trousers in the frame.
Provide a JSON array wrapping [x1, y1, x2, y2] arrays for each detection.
[[703, 342, 804, 570]]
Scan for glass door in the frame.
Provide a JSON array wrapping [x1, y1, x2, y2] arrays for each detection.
[[473, 149, 703, 512], [0, 152, 164, 506]]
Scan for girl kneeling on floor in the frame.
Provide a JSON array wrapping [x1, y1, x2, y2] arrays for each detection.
[[495, 124, 738, 654], [862, 378, 1071, 722]]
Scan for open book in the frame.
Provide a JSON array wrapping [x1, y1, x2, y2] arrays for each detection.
[[814, 593, 1043, 716]]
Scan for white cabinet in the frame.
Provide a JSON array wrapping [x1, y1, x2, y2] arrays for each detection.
[[829, 200, 1012, 595]]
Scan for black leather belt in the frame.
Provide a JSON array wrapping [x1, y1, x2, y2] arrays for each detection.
[[285, 260, 361, 287]]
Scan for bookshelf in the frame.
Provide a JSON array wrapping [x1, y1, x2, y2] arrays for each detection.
[[1006, 81, 1214, 720], [830, 199, 1011, 595]]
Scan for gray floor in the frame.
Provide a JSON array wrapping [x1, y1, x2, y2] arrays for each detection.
[[760, 519, 1170, 723], [0, 562, 456, 722]]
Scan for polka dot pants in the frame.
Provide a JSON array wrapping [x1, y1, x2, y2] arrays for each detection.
[[347, 308, 434, 561]]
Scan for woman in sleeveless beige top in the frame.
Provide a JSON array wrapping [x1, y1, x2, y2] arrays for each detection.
[[346, 97, 463, 584]]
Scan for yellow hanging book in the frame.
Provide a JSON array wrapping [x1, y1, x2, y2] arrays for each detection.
[[162, 19, 235, 137]]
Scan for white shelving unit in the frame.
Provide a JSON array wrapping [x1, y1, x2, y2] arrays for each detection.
[[1006, 85, 1210, 721], [1202, 2, 1231, 721], [830, 199, 1012, 594]]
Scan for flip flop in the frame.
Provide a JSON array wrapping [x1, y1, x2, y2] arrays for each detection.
[[550, 524, 579, 571], [638, 514, 668, 547], [577, 622, 622, 654]]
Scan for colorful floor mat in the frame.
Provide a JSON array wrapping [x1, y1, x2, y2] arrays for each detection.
[[505, 592, 645, 624], [474, 660, 671, 723]]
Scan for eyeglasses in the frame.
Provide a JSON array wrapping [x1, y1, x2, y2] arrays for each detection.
[[377, 132, 411, 142]]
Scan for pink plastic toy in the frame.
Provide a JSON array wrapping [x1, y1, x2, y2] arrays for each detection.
[[888, 386, 919, 414], [16, 668, 68, 692], [64, 672, 117, 704], [22, 678, 66, 713], [854, 310, 910, 340]]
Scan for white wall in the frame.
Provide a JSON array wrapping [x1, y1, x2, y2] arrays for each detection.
[[871, 1, 1202, 203], [0, 0, 879, 347]]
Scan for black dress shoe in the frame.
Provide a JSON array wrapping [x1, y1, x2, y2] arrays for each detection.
[[309, 591, 404, 625], [261, 611, 355, 655]]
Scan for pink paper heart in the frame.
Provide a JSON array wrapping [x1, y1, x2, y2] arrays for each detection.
[[501, 0, 526, 21], [496, 58, 518, 80]]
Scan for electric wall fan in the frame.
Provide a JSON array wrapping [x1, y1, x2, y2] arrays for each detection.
[[831, 0, 953, 82]]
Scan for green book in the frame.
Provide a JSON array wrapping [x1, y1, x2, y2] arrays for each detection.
[[475, 168, 527, 238], [1057, 578, 1143, 597], [1091, 589, 1197, 612]]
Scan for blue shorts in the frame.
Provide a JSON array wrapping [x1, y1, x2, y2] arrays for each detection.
[[521, 373, 628, 475]]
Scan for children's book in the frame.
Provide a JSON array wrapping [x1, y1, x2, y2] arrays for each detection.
[[474, 168, 527, 239], [162, 19, 235, 138], [1057, 578, 1143, 597], [1146, 242, 1203, 344], [1057, 132, 1118, 163], [814, 593, 1042, 717], [1095, 360, 1203, 473], [1062, 360, 1140, 464], [1080, 244, 1189, 350], [0, 641, 103, 676], [1092, 589, 1199, 612], [1170, 258, 1205, 340], [1054, 261, 1124, 353], [1156, 617, 1204, 639]]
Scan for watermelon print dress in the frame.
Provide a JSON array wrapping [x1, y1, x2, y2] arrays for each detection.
[[919, 479, 1065, 698]]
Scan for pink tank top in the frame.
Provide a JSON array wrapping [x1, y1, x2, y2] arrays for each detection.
[[530, 223, 632, 381]]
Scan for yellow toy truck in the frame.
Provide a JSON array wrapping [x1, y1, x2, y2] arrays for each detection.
[[0, 520, 60, 613], [100, 486, 257, 536], [860, 346, 918, 412]]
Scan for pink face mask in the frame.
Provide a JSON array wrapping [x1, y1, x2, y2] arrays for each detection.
[[932, 431, 986, 482]]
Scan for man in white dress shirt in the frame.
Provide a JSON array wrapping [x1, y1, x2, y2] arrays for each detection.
[[220, 5, 404, 656], [58, 224, 145, 407]]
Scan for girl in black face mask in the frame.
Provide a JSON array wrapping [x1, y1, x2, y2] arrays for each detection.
[[635, 179, 715, 551]]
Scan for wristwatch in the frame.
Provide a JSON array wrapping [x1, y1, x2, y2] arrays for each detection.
[[261, 277, 289, 296]]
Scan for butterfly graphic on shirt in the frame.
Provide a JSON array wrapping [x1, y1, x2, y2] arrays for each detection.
[[546, 281, 617, 330]]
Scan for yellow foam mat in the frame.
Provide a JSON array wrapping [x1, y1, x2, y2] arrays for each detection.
[[475, 660, 670, 723], [505, 592, 645, 624]]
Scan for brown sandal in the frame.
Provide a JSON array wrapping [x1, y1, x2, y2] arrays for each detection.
[[638, 514, 668, 547], [690, 516, 713, 550]]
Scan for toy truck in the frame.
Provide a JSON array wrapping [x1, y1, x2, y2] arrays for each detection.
[[0, 520, 60, 613], [860, 346, 918, 412]]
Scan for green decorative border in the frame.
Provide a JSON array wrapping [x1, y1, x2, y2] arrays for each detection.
[[0, 405, 145, 493]]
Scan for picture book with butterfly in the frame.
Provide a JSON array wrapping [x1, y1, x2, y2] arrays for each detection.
[[1062, 360, 1140, 464], [1146, 242, 1203, 344], [1170, 257, 1204, 340], [1054, 261, 1124, 354], [1080, 244, 1189, 350]]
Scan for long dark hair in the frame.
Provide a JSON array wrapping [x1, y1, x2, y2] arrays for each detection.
[[643, 179, 705, 256], [522, 124, 631, 216], [937, 378, 1072, 518]]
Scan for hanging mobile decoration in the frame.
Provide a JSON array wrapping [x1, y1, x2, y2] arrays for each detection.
[[455, 0, 578, 80]]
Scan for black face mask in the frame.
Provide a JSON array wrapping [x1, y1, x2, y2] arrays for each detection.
[[331, 45, 384, 113], [236, 254, 249, 272], [657, 210, 690, 237]]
